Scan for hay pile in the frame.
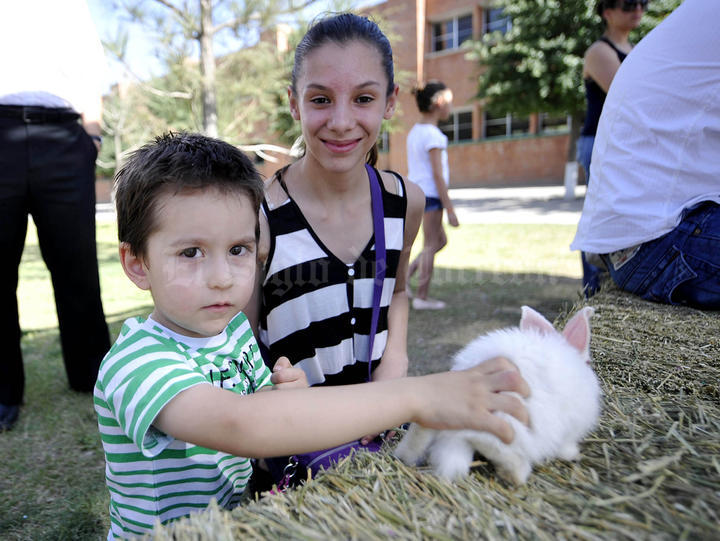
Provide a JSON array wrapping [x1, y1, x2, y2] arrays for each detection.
[[149, 285, 719, 540]]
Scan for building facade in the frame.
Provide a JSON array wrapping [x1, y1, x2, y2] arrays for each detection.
[[370, 0, 571, 187]]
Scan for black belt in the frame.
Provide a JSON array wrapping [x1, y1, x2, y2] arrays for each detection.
[[0, 105, 80, 124]]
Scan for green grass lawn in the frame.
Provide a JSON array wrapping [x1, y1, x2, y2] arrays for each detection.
[[17, 220, 153, 331], [406, 223, 583, 375], [1, 219, 582, 540]]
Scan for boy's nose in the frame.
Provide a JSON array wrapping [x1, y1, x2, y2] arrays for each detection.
[[207, 258, 233, 289]]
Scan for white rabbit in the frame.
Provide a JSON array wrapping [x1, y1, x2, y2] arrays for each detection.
[[395, 306, 601, 485]]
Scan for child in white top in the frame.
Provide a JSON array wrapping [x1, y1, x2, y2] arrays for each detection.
[[406, 81, 459, 309]]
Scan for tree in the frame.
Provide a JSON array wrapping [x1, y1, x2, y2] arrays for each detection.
[[98, 0, 329, 175], [100, 0, 395, 176], [116, 0, 321, 137], [468, 0, 683, 165]]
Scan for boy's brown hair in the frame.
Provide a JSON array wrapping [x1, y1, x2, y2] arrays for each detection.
[[114, 132, 264, 258]]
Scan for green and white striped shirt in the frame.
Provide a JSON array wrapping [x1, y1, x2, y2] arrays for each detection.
[[94, 312, 272, 540]]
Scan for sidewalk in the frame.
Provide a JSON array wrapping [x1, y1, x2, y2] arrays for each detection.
[[450, 185, 586, 225], [96, 202, 116, 222], [97, 185, 587, 225]]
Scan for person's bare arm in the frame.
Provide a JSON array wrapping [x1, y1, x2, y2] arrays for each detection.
[[81, 97, 103, 151], [355, 176, 421, 444], [370, 177, 424, 384], [244, 192, 272, 336], [428, 148, 458, 227], [584, 41, 623, 93], [153, 356, 530, 458]]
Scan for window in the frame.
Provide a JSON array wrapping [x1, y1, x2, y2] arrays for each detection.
[[439, 110, 473, 143], [483, 8, 511, 35], [483, 109, 508, 138], [538, 113, 570, 134], [431, 14, 473, 52], [483, 110, 529, 138], [510, 115, 530, 136]]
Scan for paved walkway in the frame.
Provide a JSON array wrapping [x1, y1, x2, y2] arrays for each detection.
[[96, 203, 116, 222], [97, 185, 587, 225], [451, 185, 585, 225]]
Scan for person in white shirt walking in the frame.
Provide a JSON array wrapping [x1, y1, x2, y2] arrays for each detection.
[[406, 81, 459, 310]]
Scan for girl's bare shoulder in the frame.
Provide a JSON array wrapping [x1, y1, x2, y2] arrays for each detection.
[[584, 39, 618, 63], [263, 170, 290, 210]]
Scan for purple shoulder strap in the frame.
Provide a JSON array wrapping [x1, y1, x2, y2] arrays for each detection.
[[365, 164, 386, 382]]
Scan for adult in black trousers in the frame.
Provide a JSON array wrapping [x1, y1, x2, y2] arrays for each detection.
[[0, 0, 111, 431]]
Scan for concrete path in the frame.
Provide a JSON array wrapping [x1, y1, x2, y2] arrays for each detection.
[[97, 185, 587, 226], [96, 203, 116, 222], [450, 185, 586, 225]]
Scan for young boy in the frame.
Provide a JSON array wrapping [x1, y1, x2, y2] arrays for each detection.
[[95, 132, 530, 539]]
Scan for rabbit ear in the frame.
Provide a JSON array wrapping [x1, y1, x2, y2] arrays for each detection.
[[562, 307, 595, 357], [519, 306, 556, 336]]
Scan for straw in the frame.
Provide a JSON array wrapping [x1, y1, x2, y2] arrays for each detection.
[[148, 283, 720, 540]]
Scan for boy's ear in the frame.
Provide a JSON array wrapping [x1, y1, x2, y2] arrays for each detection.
[[119, 242, 150, 291], [384, 84, 399, 120], [288, 86, 300, 121]]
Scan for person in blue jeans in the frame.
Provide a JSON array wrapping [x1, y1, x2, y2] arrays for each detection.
[[576, 0, 646, 297], [571, 0, 720, 309]]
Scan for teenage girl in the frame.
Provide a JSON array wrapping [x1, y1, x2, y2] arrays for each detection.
[[242, 13, 530, 492], [248, 13, 425, 446], [405, 81, 459, 310], [578, 0, 646, 297]]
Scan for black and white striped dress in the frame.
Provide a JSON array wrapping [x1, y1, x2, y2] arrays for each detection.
[[258, 167, 408, 386]]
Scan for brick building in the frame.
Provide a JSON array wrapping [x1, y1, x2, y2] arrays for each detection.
[[368, 0, 572, 187]]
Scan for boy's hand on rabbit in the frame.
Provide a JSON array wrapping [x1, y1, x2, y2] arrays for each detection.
[[271, 357, 308, 389], [413, 356, 530, 444]]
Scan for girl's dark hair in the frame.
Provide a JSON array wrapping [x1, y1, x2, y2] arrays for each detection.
[[596, 0, 618, 18], [114, 132, 264, 259], [412, 80, 448, 113], [291, 12, 395, 166]]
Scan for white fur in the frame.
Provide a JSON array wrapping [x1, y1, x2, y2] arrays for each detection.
[[394, 306, 602, 485]]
